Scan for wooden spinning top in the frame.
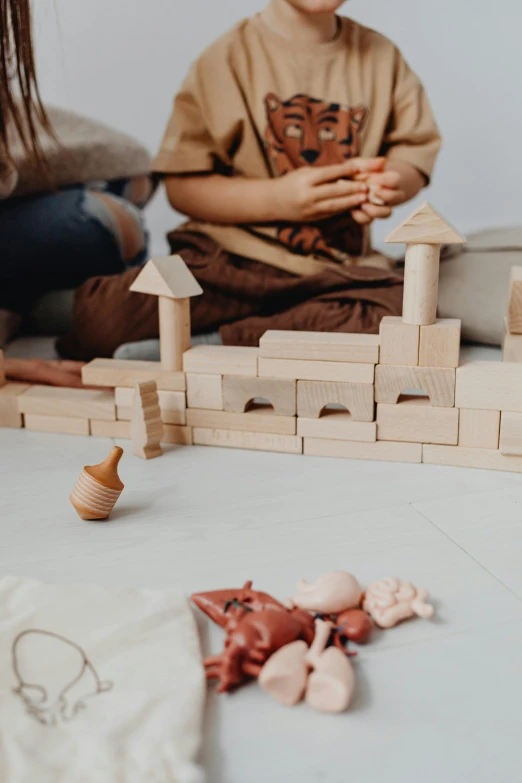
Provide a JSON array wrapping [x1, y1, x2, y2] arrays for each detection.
[[70, 446, 125, 521]]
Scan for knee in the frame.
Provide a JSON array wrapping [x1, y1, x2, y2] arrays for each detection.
[[85, 191, 148, 265]]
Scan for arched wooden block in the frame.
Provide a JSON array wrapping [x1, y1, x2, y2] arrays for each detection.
[[375, 365, 455, 408], [297, 381, 374, 422], [222, 376, 296, 417]]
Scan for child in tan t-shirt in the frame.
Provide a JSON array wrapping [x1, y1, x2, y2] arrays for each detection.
[[59, 0, 441, 360]]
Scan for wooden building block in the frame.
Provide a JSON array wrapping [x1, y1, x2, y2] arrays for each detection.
[[377, 397, 459, 445], [0, 349, 5, 387], [458, 409, 500, 449], [186, 408, 296, 435], [297, 381, 374, 422], [18, 385, 116, 421], [115, 387, 186, 425], [419, 319, 461, 368], [304, 438, 422, 463], [258, 358, 374, 384], [183, 345, 259, 376], [499, 412, 522, 456], [259, 331, 380, 363], [502, 331, 522, 363], [223, 376, 296, 417], [455, 361, 522, 412], [186, 373, 223, 410], [297, 414, 376, 442], [0, 383, 30, 428], [379, 317, 419, 366], [82, 359, 185, 391], [375, 365, 455, 408], [193, 428, 302, 454], [24, 414, 90, 435], [131, 381, 163, 459], [507, 266, 522, 334], [386, 202, 466, 246], [423, 444, 522, 474], [162, 424, 193, 445], [90, 419, 132, 439]]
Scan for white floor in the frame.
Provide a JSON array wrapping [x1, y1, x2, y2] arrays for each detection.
[[2, 411, 522, 782]]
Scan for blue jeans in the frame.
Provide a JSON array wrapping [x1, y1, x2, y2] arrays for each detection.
[[0, 184, 147, 314]]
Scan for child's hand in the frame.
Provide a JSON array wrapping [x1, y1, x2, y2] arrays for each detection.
[[272, 158, 384, 223], [351, 169, 403, 224], [5, 358, 89, 388]]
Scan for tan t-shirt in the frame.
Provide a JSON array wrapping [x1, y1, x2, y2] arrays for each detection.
[[154, 15, 441, 276]]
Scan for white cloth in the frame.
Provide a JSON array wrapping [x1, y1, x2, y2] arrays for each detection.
[[0, 577, 206, 783]]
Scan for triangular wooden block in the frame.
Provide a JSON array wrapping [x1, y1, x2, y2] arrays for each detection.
[[130, 256, 203, 299], [386, 202, 466, 245]]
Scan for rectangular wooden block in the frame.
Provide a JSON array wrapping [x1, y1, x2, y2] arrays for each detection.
[[379, 317, 419, 366], [377, 397, 459, 445], [186, 408, 296, 435], [0, 383, 30, 428], [419, 318, 461, 368], [375, 365, 455, 408], [259, 330, 380, 363], [19, 385, 116, 421], [24, 414, 90, 435], [458, 409, 500, 449], [90, 419, 131, 439], [258, 357, 374, 384], [223, 376, 296, 417], [304, 438, 422, 463], [502, 331, 522, 363], [115, 387, 186, 425], [507, 266, 522, 334], [162, 424, 193, 445], [183, 345, 258, 376], [297, 414, 376, 442], [499, 412, 522, 456], [297, 380, 374, 422], [423, 444, 522, 474], [193, 428, 302, 454], [82, 359, 185, 391], [186, 373, 223, 410], [455, 361, 522, 412]]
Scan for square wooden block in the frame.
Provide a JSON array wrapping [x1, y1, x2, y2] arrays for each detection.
[[0, 382, 30, 428], [499, 412, 522, 456], [419, 319, 461, 368], [377, 397, 459, 445], [459, 409, 500, 449], [456, 361, 522, 412], [379, 317, 419, 366], [186, 374, 223, 410]]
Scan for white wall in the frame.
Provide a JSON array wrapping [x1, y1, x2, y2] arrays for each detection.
[[34, 0, 522, 255]]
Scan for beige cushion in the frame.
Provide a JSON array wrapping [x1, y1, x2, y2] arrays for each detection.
[[438, 227, 522, 345]]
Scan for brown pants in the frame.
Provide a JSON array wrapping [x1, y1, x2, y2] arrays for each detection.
[[57, 230, 404, 361]]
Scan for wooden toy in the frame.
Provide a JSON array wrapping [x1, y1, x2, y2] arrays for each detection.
[[115, 387, 186, 425], [305, 619, 355, 713], [458, 409, 500, 450], [258, 357, 374, 384], [423, 444, 522, 473], [222, 376, 296, 417], [70, 446, 124, 521], [297, 414, 376, 442], [455, 361, 522, 412], [193, 428, 302, 454], [377, 397, 459, 445], [290, 571, 362, 615], [25, 414, 90, 435], [419, 318, 461, 368], [82, 359, 185, 391], [297, 380, 374, 421], [0, 383, 29, 428], [18, 386, 116, 421], [90, 419, 131, 439], [162, 425, 193, 445], [499, 412, 522, 456], [362, 578, 434, 628], [187, 408, 296, 435], [335, 609, 373, 646], [507, 266, 522, 334], [503, 331, 522, 363], [131, 381, 163, 459], [375, 365, 455, 408], [186, 373, 224, 410], [386, 202, 466, 326], [129, 256, 202, 372], [258, 640, 309, 707], [183, 345, 259, 376], [379, 317, 419, 366], [304, 438, 423, 463], [259, 330, 380, 364]]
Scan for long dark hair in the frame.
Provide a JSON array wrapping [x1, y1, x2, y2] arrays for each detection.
[[0, 0, 53, 169]]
